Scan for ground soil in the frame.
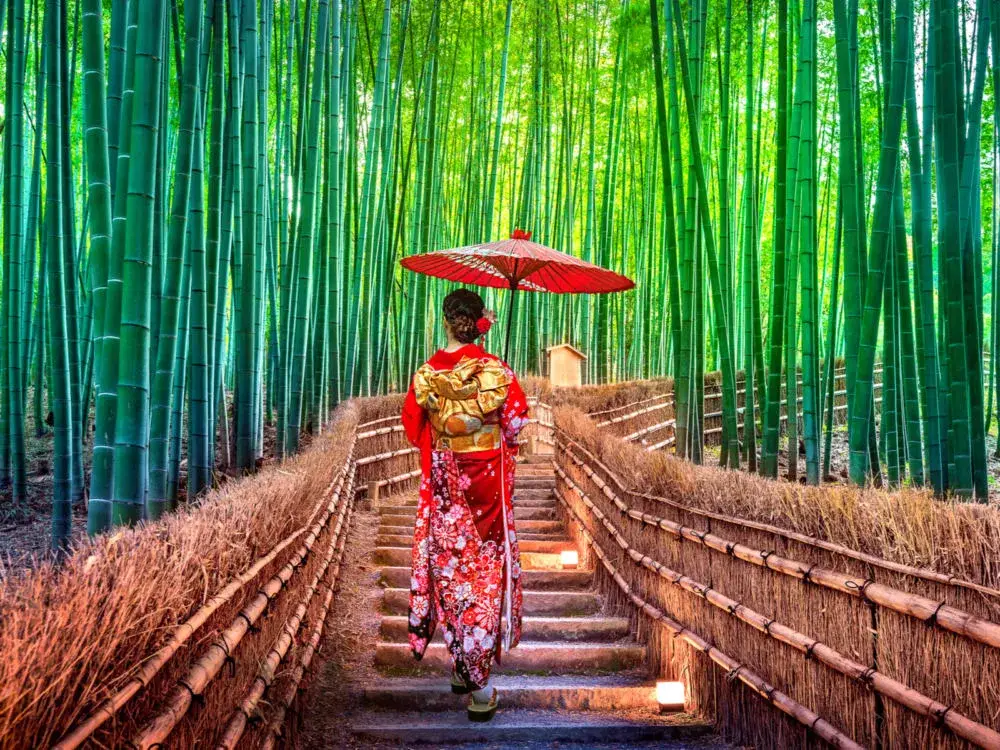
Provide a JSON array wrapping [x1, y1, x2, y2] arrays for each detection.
[[706, 427, 1000, 498], [0, 395, 294, 580], [295, 501, 384, 749]]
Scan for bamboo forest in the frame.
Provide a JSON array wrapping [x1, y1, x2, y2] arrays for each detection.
[[0, 0, 997, 554]]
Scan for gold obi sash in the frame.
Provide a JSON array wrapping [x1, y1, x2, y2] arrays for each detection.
[[412, 356, 510, 453]]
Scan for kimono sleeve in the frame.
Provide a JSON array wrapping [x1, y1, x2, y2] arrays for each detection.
[[401, 380, 430, 449], [500, 375, 530, 448]]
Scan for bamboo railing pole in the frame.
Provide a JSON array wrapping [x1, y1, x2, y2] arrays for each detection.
[[216, 490, 354, 750], [557, 453, 1000, 648], [131, 474, 351, 748], [590, 392, 673, 420], [553, 484, 864, 750], [52, 447, 355, 750], [355, 445, 419, 466], [597, 399, 675, 428], [558, 435, 1000, 598], [555, 472, 1000, 749], [356, 414, 405, 430], [357, 423, 406, 439], [623, 418, 676, 442]]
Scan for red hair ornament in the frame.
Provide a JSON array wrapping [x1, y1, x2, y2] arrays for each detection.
[[476, 309, 497, 335]]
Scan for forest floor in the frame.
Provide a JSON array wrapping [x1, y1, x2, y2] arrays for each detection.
[[705, 424, 1000, 497], [0, 394, 293, 581]]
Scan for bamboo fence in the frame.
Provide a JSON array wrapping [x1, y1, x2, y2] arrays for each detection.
[[0, 401, 375, 749], [550, 402, 1000, 750]]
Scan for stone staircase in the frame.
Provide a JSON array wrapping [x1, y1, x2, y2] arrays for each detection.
[[351, 454, 716, 745]]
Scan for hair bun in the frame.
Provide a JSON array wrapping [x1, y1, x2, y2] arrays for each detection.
[[443, 289, 487, 344]]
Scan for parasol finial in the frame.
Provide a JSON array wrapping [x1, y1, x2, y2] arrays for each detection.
[[510, 228, 532, 240]]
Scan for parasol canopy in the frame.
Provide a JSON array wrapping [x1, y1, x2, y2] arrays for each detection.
[[399, 229, 635, 294], [399, 229, 635, 360]]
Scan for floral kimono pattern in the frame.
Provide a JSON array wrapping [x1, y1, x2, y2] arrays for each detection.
[[401, 343, 530, 690]]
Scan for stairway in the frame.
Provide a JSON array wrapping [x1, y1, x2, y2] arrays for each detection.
[[350, 454, 716, 746]]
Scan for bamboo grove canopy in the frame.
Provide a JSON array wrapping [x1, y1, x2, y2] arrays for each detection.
[[0, 0, 997, 551]]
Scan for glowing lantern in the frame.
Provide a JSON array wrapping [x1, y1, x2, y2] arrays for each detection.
[[560, 550, 579, 568], [655, 681, 685, 712]]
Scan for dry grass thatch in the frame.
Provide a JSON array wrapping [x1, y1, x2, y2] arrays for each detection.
[[553, 403, 1000, 750], [0, 403, 360, 749]]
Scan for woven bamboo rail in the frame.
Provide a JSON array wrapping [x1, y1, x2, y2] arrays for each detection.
[[355, 445, 419, 466], [357, 414, 403, 430], [357, 423, 406, 439], [131, 461, 355, 748], [555, 468, 1000, 749], [589, 392, 673, 419], [258, 539, 347, 750], [595, 364, 885, 427], [623, 418, 676, 442], [559, 444, 1000, 645], [215, 481, 355, 749], [558, 433, 1000, 600], [551, 481, 864, 750], [52, 442, 357, 750]]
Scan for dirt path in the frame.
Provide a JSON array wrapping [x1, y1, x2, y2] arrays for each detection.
[[295, 501, 384, 749]]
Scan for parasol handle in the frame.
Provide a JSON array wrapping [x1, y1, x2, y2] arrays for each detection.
[[503, 284, 517, 363]]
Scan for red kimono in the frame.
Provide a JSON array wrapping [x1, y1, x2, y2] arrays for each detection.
[[401, 343, 530, 690]]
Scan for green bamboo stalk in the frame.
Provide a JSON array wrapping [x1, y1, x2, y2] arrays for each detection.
[[4, 0, 28, 504], [46, 0, 73, 550], [848, 0, 910, 486], [111, 0, 165, 525]]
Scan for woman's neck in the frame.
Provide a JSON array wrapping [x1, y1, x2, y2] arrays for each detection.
[[443, 338, 468, 353]]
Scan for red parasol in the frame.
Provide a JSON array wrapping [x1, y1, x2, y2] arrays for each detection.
[[400, 229, 635, 359]]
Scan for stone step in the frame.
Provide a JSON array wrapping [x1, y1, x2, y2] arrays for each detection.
[[516, 466, 557, 477], [378, 566, 593, 591], [384, 489, 556, 508], [378, 505, 556, 521], [351, 708, 711, 745], [374, 641, 646, 674], [374, 546, 569, 570], [361, 674, 657, 712], [516, 477, 557, 489], [377, 525, 565, 542], [515, 488, 556, 503], [381, 588, 601, 617], [518, 453, 555, 465], [378, 516, 565, 535], [379, 615, 631, 643], [377, 532, 568, 548]]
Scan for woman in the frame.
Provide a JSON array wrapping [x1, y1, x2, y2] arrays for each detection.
[[401, 288, 530, 722]]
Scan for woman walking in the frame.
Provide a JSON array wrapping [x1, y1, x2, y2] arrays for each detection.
[[401, 289, 530, 722]]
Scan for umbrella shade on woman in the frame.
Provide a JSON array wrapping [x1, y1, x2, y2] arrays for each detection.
[[401, 288, 530, 722]]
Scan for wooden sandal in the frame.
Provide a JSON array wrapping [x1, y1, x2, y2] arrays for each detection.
[[450, 672, 472, 695], [466, 687, 499, 722]]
